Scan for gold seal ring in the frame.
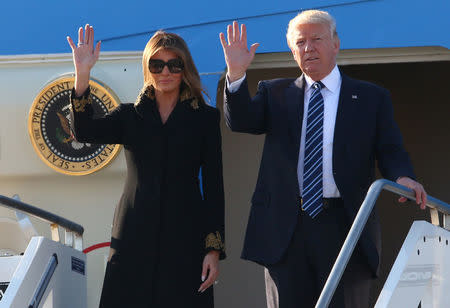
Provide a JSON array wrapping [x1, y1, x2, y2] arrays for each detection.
[[28, 76, 122, 175]]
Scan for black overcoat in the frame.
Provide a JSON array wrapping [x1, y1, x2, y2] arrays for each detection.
[[71, 89, 225, 308]]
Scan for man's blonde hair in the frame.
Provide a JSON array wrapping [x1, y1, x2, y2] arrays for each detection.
[[286, 10, 338, 48]]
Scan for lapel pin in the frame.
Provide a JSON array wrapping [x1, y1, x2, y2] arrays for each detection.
[[352, 94, 358, 100]]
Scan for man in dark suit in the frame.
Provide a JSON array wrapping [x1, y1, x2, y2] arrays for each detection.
[[220, 10, 427, 308]]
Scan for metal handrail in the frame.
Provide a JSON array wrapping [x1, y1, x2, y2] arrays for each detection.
[[0, 195, 84, 236], [315, 179, 450, 307]]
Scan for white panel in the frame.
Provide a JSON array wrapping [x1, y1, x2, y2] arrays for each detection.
[[0, 52, 141, 176], [375, 221, 450, 308], [0, 236, 86, 308]]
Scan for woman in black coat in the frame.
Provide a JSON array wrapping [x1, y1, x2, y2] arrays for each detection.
[[67, 25, 225, 308]]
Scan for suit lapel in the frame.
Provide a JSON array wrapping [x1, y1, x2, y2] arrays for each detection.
[[285, 75, 306, 164], [333, 73, 356, 169]]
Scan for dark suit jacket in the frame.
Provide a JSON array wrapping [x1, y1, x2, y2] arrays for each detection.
[[224, 71, 415, 276]]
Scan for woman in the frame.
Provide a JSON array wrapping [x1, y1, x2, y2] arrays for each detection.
[[67, 25, 225, 308]]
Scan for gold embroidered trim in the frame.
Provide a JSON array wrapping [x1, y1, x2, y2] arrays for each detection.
[[72, 95, 92, 112], [180, 87, 200, 110], [134, 84, 200, 109], [190, 99, 199, 110], [205, 231, 224, 251]]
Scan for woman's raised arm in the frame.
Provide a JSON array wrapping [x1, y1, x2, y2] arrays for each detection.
[[67, 24, 101, 96]]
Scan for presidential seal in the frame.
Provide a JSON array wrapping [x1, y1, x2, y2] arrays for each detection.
[[28, 76, 122, 175]]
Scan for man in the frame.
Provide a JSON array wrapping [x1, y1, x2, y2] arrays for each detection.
[[220, 10, 427, 308]]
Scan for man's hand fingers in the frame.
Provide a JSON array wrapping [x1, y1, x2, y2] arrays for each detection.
[[417, 189, 424, 209], [420, 195, 426, 209], [241, 23, 247, 46], [227, 24, 232, 45], [418, 186, 427, 210], [415, 187, 421, 205], [232, 21, 239, 43], [250, 43, 260, 57], [422, 192, 428, 210], [397, 177, 427, 210], [219, 32, 227, 49]]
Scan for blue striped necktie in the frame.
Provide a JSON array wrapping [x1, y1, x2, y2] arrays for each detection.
[[302, 81, 324, 218]]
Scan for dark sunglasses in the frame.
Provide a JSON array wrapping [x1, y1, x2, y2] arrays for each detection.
[[148, 59, 184, 74]]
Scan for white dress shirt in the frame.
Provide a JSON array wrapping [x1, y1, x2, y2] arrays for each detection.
[[227, 65, 342, 197], [300, 66, 341, 197]]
